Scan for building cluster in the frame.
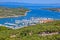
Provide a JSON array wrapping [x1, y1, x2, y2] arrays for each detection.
[[0, 17, 53, 29]]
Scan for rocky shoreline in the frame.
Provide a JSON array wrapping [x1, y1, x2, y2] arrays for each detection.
[[0, 11, 30, 18], [42, 8, 60, 12], [0, 7, 29, 18]]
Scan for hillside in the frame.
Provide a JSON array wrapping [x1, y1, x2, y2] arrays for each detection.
[[0, 7, 29, 18], [0, 20, 60, 40]]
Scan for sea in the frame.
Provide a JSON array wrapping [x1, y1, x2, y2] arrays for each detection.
[[0, 4, 60, 28]]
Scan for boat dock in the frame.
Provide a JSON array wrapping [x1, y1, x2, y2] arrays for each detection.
[[0, 17, 53, 29]]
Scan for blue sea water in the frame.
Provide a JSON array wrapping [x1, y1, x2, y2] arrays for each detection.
[[0, 5, 60, 26]]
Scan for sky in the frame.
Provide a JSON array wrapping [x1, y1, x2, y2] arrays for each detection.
[[0, 0, 60, 4]]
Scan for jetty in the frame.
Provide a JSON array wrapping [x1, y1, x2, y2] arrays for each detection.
[[0, 17, 54, 29]]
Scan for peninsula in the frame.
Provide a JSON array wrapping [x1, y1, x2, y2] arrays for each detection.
[[42, 8, 60, 12], [0, 7, 29, 18]]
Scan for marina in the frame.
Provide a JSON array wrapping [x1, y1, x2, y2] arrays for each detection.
[[0, 8, 60, 29], [0, 17, 53, 29], [0, 0, 60, 40]]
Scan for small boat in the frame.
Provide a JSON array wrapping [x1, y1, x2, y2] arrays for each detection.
[[4, 23, 16, 25]]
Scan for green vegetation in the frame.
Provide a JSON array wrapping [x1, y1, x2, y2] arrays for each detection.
[[0, 7, 29, 18], [0, 20, 60, 40]]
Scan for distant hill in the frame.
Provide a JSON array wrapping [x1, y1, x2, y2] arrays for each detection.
[[0, 2, 60, 6], [0, 2, 60, 8], [0, 2, 32, 5]]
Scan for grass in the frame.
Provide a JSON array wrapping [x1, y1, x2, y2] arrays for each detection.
[[0, 7, 29, 18], [0, 20, 60, 40]]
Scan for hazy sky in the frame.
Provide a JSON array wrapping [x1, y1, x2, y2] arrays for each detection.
[[0, 0, 60, 4]]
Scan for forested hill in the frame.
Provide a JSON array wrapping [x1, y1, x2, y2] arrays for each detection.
[[0, 20, 60, 40]]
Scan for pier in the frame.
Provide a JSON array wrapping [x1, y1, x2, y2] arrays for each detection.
[[0, 17, 53, 29]]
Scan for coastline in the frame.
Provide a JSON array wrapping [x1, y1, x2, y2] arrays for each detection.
[[0, 17, 54, 29], [42, 8, 60, 12], [0, 11, 30, 18]]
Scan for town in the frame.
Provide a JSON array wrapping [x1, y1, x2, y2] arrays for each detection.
[[0, 17, 53, 29]]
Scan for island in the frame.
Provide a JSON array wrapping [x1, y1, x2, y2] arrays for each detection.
[[42, 8, 60, 12], [0, 7, 29, 18]]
